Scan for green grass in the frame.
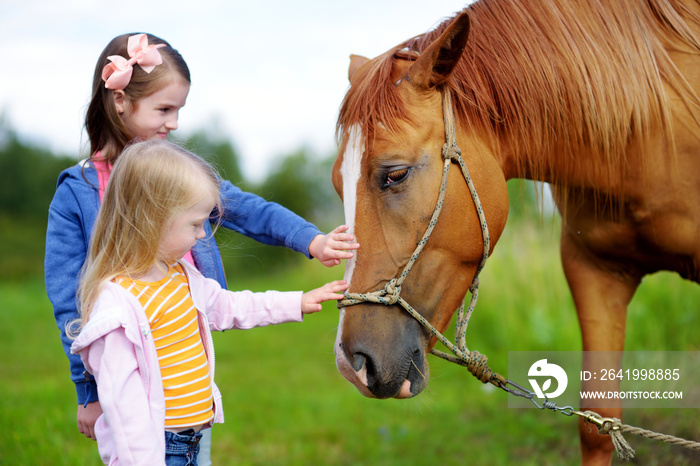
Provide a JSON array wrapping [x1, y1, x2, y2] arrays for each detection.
[[2, 218, 699, 465]]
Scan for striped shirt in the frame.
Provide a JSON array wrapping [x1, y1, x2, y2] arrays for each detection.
[[117, 263, 214, 429]]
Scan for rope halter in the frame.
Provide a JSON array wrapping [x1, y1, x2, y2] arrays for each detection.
[[339, 89, 505, 387]]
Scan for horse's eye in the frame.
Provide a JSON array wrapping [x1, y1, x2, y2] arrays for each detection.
[[386, 168, 409, 185]]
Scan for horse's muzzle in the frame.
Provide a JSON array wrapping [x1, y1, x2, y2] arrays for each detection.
[[334, 306, 429, 398]]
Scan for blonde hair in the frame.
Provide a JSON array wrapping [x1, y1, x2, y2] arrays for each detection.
[[72, 140, 221, 335]]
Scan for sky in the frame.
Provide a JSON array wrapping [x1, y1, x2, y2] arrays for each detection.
[[1, 0, 467, 181]]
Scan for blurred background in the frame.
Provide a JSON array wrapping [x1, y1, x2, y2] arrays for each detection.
[[2, 1, 699, 465], [0, 0, 465, 183]]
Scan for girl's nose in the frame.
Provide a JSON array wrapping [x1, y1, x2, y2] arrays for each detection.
[[196, 226, 206, 240], [165, 113, 179, 130]]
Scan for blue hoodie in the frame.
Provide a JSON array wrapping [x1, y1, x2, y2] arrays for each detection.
[[45, 160, 321, 405]]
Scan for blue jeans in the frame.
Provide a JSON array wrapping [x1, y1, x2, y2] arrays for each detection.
[[165, 429, 203, 466], [197, 428, 212, 466]]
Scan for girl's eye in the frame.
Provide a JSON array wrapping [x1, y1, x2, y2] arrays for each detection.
[[385, 168, 409, 185]]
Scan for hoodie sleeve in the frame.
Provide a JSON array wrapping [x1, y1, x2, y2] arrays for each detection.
[[45, 168, 100, 405], [217, 178, 322, 258], [186, 263, 303, 331]]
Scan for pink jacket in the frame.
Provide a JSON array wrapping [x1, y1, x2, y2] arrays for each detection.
[[70, 261, 303, 465]]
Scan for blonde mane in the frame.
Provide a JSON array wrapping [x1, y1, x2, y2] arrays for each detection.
[[337, 0, 700, 191]]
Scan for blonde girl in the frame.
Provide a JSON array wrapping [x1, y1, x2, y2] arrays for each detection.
[[45, 32, 358, 464], [70, 140, 348, 465]]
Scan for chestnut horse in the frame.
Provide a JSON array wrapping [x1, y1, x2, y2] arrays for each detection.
[[332, 1, 700, 464]]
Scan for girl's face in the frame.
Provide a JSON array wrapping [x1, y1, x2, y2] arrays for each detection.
[[117, 79, 190, 141], [159, 191, 217, 263]]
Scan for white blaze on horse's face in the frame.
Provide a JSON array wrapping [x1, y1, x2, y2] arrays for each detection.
[[334, 124, 378, 396], [339, 124, 363, 285]]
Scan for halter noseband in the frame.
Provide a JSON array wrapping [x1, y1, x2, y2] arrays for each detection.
[[338, 89, 505, 387]]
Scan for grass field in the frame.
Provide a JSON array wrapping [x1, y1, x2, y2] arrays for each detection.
[[2, 217, 699, 465]]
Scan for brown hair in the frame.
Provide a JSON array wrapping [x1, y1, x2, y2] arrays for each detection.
[[85, 33, 191, 165]]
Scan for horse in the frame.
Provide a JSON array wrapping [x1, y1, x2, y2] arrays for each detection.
[[331, 1, 700, 464]]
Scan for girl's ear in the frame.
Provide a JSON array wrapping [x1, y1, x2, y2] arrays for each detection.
[[113, 90, 126, 114]]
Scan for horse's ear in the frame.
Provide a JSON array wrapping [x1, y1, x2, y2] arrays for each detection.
[[349, 54, 370, 83], [408, 11, 470, 89]]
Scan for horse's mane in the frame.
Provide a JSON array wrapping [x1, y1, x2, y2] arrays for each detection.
[[337, 0, 700, 195]]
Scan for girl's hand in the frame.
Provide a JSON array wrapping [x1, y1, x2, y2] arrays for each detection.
[[77, 401, 103, 441], [308, 225, 360, 267], [301, 280, 349, 314]]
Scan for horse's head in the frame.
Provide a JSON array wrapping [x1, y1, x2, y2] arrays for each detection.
[[332, 12, 509, 399]]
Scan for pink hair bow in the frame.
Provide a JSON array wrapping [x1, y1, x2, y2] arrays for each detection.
[[101, 34, 166, 90]]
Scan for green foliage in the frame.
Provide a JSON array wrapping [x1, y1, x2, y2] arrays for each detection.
[[0, 125, 75, 222], [0, 121, 75, 280], [0, 216, 49, 280], [258, 150, 316, 221]]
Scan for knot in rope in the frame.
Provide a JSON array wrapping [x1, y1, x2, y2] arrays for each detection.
[[465, 351, 500, 385], [380, 278, 401, 305], [339, 278, 402, 308], [442, 141, 462, 161]]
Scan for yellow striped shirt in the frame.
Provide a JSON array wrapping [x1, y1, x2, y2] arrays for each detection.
[[117, 263, 214, 429]]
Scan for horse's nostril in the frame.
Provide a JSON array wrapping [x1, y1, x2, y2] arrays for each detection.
[[351, 352, 366, 372]]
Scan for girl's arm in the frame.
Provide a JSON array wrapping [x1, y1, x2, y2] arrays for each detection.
[[217, 180, 359, 263], [187, 264, 347, 330], [218, 179, 320, 257], [45, 176, 99, 406], [201, 285, 305, 331]]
